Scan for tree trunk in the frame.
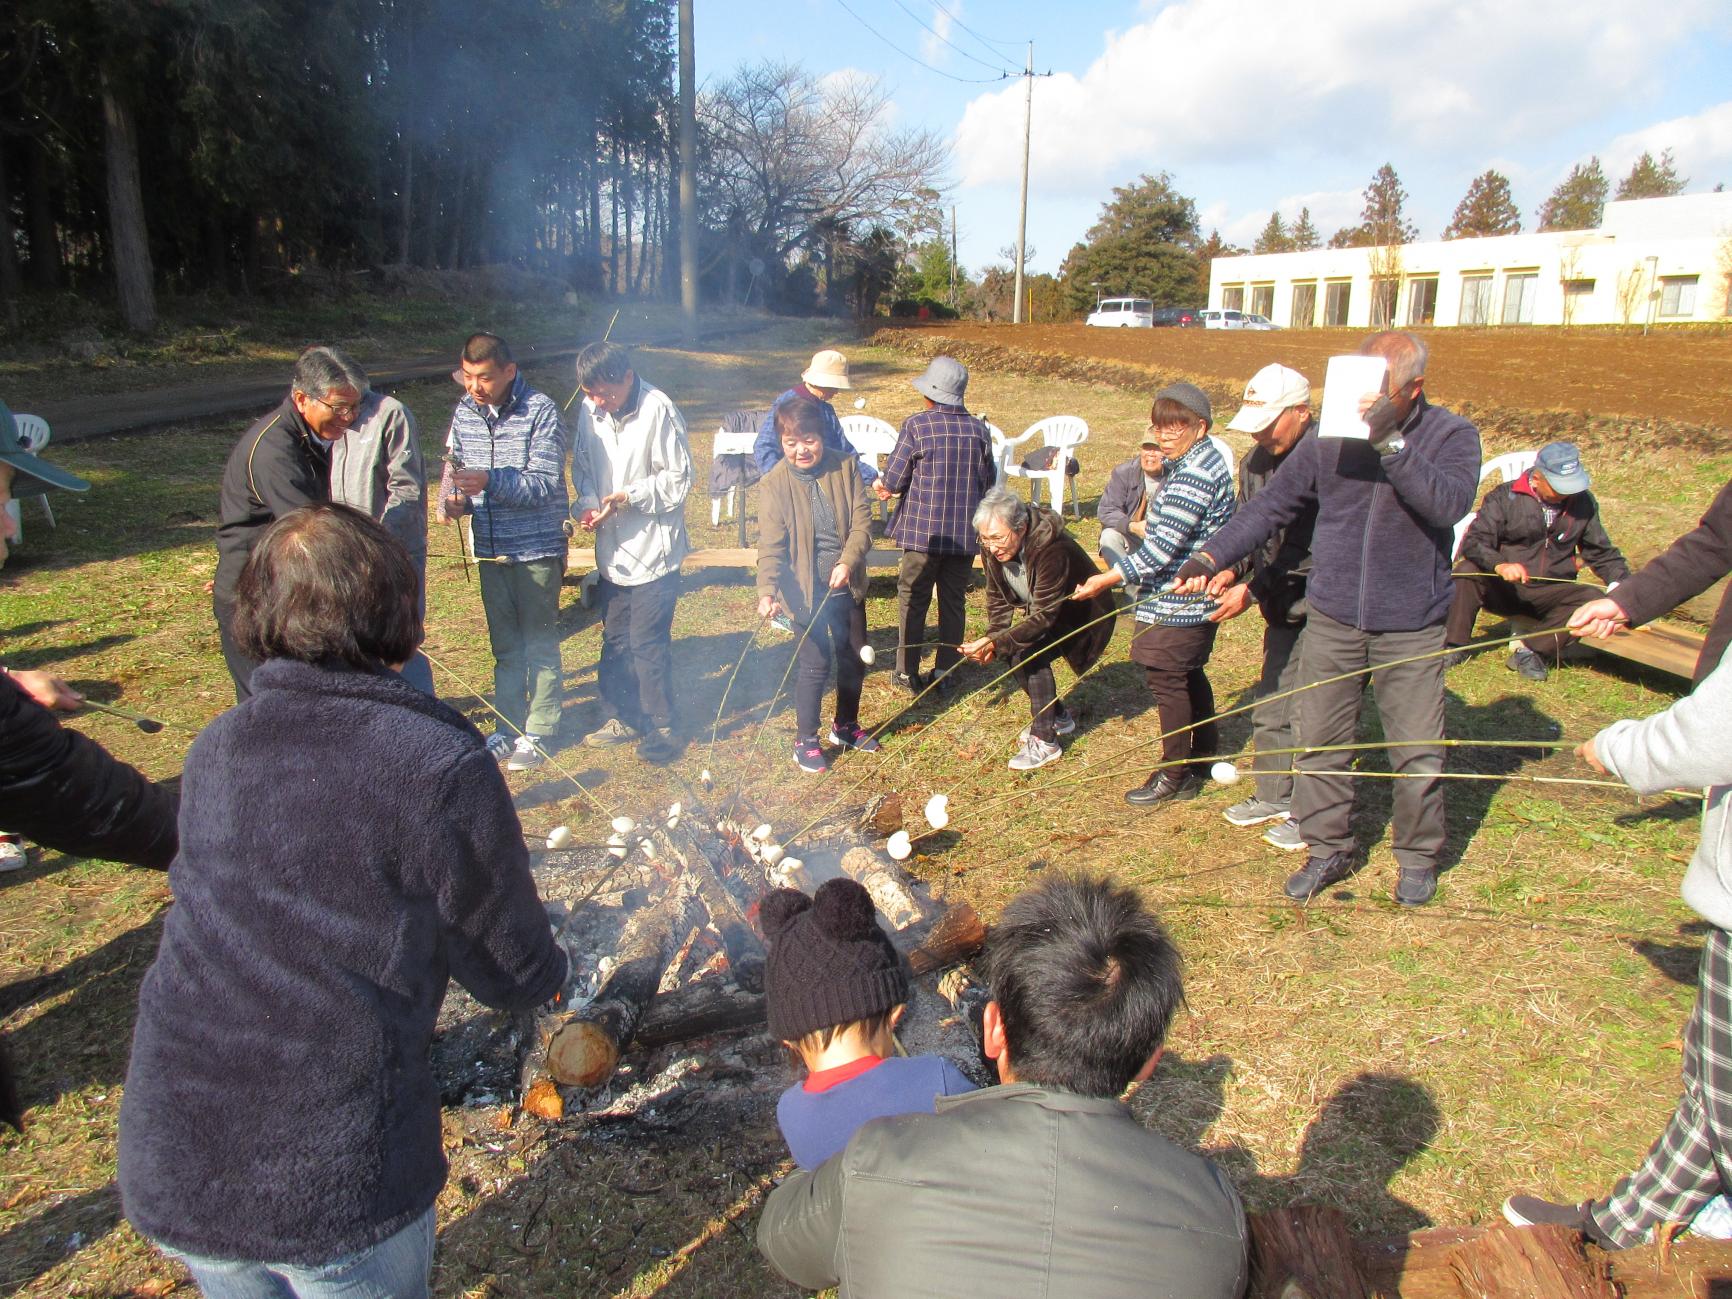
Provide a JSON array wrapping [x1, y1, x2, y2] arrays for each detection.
[[1448, 1222, 1616, 1298], [0, 143, 22, 328], [1247, 1207, 1375, 1299], [23, 137, 59, 290], [622, 138, 635, 294], [99, 66, 157, 332], [608, 137, 620, 293]]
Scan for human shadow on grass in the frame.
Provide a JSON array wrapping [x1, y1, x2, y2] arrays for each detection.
[[1634, 919, 1712, 986], [0, 1181, 126, 1296], [0, 635, 138, 673]]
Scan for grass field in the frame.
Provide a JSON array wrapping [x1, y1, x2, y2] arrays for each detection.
[[0, 314, 1726, 1296]]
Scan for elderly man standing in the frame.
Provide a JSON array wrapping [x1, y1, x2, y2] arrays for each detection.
[[1446, 441, 1629, 681], [439, 333, 570, 768], [960, 488, 1115, 770], [752, 349, 876, 483], [1176, 332, 1480, 906], [214, 345, 366, 702], [1207, 364, 1318, 852], [875, 357, 995, 694], [571, 341, 693, 766]]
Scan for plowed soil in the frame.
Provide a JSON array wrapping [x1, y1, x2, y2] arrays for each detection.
[[888, 322, 1732, 429]]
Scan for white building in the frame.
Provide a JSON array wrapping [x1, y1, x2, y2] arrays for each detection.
[[1208, 193, 1732, 329]]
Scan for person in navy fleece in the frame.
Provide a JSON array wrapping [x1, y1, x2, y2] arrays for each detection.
[[119, 503, 567, 1299], [762, 878, 973, 1170]]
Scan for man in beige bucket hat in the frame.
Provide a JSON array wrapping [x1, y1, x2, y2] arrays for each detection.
[[753, 349, 877, 485]]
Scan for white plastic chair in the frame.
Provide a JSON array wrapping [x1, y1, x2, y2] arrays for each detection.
[[12, 414, 54, 532], [840, 414, 898, 521], [711, 425, 758, 529], [987, 421, 1034, 489], [1206, 434, 1237, 482], [1452, 449, 1537, 558], [1004, 416, 1089, 518]]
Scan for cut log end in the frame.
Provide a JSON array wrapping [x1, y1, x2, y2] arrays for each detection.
[[521, 1078, 564, 1121], [546, 1020, 622, 1088]]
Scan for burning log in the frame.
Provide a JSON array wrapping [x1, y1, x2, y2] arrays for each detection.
[[656, 827, 766, 993]]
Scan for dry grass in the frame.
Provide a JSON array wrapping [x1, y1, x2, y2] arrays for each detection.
[[0, 316, 1724, 1295]]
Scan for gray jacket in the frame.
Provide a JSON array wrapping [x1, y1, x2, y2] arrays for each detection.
[[330, 393, 426, 566], [1596, 654, 1732, 930], [756, 1082, 1247, 1298]]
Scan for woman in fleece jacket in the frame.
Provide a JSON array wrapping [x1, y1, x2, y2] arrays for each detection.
[[1503, 654, 1732, 1248], [120, 504, 567, 1299]]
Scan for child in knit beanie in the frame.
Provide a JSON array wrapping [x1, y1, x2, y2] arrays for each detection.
[[761, 877, 975, 1169]]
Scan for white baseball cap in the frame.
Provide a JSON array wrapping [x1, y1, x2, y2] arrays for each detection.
[[1227, 364, 1311, 434]]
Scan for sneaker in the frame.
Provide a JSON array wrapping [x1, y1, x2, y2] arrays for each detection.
[[1123, 771, 1203, 807], [1396, 865, 1439, 907], [1284, 851, 1355, 901], [1443, 647, 1473, 670], [792, 738, 829, 773], [1508, 647, 1550, 681], [0, 837, 26, 872], [891, 670, 926, 695], [506, 735, 545, 771], [1502, 1194, 1606, 1245], [485, 732, 514, 761], [769, 612, 797, 636], [829, 722, 881, 752], [583, 718, 640, 748], [1224, 796, 1290, 827], [1018, 708, 1076, 745], [636, 726, 682, 765], [1008, 735, 1062, 771], [1263, 818, 1307, 852]]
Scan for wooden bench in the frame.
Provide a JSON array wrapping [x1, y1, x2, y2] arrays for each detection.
[[1505, 613, 1706, 681]]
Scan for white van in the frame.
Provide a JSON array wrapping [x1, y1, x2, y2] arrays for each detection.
[[1086, 297, 1154, 328]]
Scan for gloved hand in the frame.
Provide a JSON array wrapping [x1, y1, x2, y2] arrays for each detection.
[[1174, 554, 1218, 585], [1363, 394, 1404, 450]]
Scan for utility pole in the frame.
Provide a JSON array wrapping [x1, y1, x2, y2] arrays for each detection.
[[678, 0, 698, 339], [1012, 42, 1032, 324], [949, 205, 958, 307]]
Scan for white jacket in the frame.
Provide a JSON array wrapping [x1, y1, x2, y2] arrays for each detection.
[[571, 380, 692, 586], [1595, 653, 1732, 929], [329, 393, 426, 565]]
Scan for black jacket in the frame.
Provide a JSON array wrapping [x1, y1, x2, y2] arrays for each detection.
[[1458, 473, 1629, 586], [214, 400, 330, 606], [982, 507, 1115, 674], [1612, 476, 1732, 684], [1237, 425, 1318, 626], [120, 660, 566, 1265]]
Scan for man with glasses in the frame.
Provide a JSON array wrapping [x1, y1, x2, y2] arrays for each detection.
[[214, 345, 368, 700]]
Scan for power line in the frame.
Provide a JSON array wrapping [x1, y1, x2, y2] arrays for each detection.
[[886, 0, 1015, 75], [926, 0, 1026, 55], [830, 0, 1015, 84]]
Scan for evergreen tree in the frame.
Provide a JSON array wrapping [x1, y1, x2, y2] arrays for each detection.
[[1253, 211, 1292, 254], [1536, 158, 1609, 231], [1327, 164, 1418, 247], [1442, 170, 1521, 239], [1057, 171, 1202, 312], [1616, 148, 1688, 200], [1193, 229, 1244, 301], [1290, 207, 1321, 250]]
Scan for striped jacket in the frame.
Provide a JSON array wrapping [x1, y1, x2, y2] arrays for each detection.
[[443, 374, 569, 562], [1114, 437, 1236, 626]]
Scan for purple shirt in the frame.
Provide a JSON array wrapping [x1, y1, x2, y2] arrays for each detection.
[[777, 1053, 977, 1170], [882, 404, 995, 556]]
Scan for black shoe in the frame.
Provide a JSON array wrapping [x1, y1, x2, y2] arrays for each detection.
[[636, 726, 682, 765], [1284, 851, 1355, 901], [1396, 865, 1438, 907], [1443, 647, 1472, 670], [1501, 1194, 1614, 1248], [892, 670, 927, 695], [1508, 647, 1550, 681], [1124, 772, 1203, 807]]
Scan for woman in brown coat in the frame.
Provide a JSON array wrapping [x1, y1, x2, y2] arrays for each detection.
[[757, 398, 877, 772], [960, 487, 1115, 770]]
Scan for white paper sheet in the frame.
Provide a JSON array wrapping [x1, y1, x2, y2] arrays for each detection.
[[1318, 355, 1388, 440]]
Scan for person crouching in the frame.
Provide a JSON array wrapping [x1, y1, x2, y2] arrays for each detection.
[[756, 397, 879, 773], [959, 487, 1114, 771]]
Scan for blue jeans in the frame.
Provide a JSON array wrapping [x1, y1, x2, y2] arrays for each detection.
[[160, 1205, 435, 1299]]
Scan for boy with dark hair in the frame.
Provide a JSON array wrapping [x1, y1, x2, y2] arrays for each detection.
[[756, 873, 1247, 1298], [760, 878, 973, 1169]]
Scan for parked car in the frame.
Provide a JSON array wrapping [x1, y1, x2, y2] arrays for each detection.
[[1241, 313, 1278, 330], [1199, 308, 1246, 329], [1152, 306, 1202, 327], [1086, 297, 1154, 328]]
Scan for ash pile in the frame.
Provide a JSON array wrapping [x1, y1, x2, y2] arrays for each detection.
[[431, 793, 989, 1131]]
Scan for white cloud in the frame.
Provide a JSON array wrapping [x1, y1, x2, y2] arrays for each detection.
[[953, 0, 1717, 195], [1603, 100, 1732, 188], [919, 5, 956, 67]]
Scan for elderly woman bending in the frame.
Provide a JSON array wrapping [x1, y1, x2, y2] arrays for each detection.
[[120, 503, 566, 1298], [1072, 383, 1236, 807], [959, 488, 1116, 770]]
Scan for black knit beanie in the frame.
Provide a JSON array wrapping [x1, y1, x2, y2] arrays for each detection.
[[761, 878, 909, 1042]]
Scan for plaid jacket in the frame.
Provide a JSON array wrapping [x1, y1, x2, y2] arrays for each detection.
[[882, 404, 995, 556]]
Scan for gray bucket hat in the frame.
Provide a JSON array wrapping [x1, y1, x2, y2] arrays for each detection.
[[0, 401, 88, 499], [912, 356, 969, 406]]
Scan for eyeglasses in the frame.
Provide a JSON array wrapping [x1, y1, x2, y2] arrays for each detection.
[[308, 394, 361, 420]]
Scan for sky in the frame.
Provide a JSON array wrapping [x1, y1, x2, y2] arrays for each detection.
[[696, 0, 1732, 278]]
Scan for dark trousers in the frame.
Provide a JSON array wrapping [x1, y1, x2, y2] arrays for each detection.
[[1252, 621, 1306, 806], [897, 550, 972, 677], [1129, 621, 1218, 775], [1295, 609, 1446, 870], [213, 598, 260, 703], [598, 572, 680, 732], [794, 595, 867, 740], [1445, 563, 1604, 657], [1012, 655, 1064, 742]]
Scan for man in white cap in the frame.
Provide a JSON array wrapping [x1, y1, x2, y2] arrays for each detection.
[[753, 349, 877, 484], [1446, 440, 1628, 681], [1204, 365, 1318, 851]]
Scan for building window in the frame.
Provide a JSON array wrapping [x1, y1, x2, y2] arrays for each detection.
[[1291, 282, 1316, 328], [1659, 276, 1699, 317], [1501, 272, 1538, 325], [1249, 284, 1274, 317], [1561, 278, 1596, 297], [1405, 276, 1438, 325], [1323, 280, 1351, 326], [1222, 284, 1245, 312], [1370, 278, 1398, 328], [1459, 274, 1494, 326]]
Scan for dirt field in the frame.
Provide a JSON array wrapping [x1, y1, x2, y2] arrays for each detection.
[[892, 322, 1732, 430]]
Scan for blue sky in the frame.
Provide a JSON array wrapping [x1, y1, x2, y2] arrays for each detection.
[[697, 0, 1732, 277]]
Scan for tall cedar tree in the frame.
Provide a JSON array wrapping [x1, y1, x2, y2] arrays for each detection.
[[1442, 170, 1521, 239], [1290, 207, 1321, 251], [1537, 158, 1609, 231], [1616, 149, 1688, 200], [1193, 229, 1244, 302], [1253, 211, 1293, 254], [1329, 163, 1418, 247]]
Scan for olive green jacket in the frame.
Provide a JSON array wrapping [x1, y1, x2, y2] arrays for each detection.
[[756, 451, 873, 620]]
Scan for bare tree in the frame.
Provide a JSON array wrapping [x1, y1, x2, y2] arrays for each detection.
[[1614, 262, 1647, 325]]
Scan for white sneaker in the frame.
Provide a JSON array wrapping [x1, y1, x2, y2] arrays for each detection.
[[507, 735, 546, 771], [1017, 710, 1077, 745], [1008, 735, 1062, 771], [1263, 817, 1307, 852], [0, 837, 26, 872]]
